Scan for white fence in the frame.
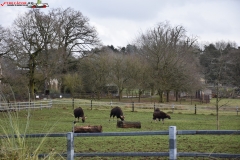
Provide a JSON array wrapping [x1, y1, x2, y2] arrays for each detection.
[[0, 100, 52, 111]]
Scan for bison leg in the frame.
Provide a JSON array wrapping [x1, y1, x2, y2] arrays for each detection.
[[151, 118, 157, 123], [109, 115, 115, 121], [75, 117, 79, 122]]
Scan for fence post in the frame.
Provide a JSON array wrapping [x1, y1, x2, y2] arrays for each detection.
[[67, 132, 74, 160], [154, 102, 155, 111], [132, 101, 134, 112], [91, 100, 92, 110], [194, 104, 197, 114], [237, 106, 238, 116], [172, 104, 174, 113], [72, 98, 74, 110], [169, 126, 177, 160]]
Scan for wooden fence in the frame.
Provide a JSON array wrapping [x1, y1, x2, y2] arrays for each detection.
[[1, 126, 240, 160]]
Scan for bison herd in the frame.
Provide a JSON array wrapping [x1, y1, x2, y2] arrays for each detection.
[[74, 106, 171, 124]]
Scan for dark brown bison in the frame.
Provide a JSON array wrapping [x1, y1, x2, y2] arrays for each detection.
[[74, 107, 86, 123], [109, 106, 125, 121], [152, 111, 171, 124]]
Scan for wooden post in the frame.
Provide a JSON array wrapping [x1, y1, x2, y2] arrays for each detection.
[[72, 98, 74, 110], [67, 132, 74, 160], [169, 126, 177, 160], [237, 106, 238, 116], [132, 101, 134, 112], [154, 102, 155, 111], [91, 100, 92, 110], [195, 104, 196, 115], [172, 104, 174, 114]]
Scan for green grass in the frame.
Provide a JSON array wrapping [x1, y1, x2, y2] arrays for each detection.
[[0, 100, 240, 160]]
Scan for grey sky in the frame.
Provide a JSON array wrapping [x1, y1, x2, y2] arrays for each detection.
[[0, 0, 239, 47]]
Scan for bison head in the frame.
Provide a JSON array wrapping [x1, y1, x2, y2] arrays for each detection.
[[120, 115, 125, 121], [81, 116, 87, 123]]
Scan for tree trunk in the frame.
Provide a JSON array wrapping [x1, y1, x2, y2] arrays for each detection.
[[73, 125, 102, 133], [138, 89, 143, 103], [29, 54, 36, 100], [97, 91, 100, 100], [175, 91, 179, 102], [118, 88, 123, 101], [158, 89, 164, 103], [117, 121, 141, 128], [166, 90, 170, 102]]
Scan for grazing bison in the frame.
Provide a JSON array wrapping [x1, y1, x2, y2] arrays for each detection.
[[74, 107, 86, 123], [109, 106, 125, 121], [152, 111, 171, 124]]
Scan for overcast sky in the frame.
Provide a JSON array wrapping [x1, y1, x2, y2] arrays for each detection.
[[0, 0, 239, 48]]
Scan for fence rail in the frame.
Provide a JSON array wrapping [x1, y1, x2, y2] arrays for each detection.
[[0, 100, 52, 111], [1, 127, 240, 160], [0, 99, 239, 115], [51, 99, 239, 114], [0, 99, 240, 115], [0, 98, 239, 112]]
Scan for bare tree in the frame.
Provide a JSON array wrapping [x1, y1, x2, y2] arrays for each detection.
[[170, 45, 202, 102], [4, 10, 47, 99], [52, 7, 101, 73], [79, 52, 112, 99], [136, 21, 199, 102], [109, 53, 134, 101], [0, 25, 13, 83], [33, 9, 61, 94], [127, 54, 151, 102], [0, 25, 11, 57], [3, 8, 101, 99]]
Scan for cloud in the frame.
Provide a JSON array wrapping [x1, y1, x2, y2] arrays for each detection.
[[0, 0, 239, 47]]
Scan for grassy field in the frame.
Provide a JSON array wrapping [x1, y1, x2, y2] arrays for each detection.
[[0, 98, 240, 160]]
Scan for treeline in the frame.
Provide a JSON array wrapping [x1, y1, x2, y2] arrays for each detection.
[[0, 8, 239, 102]]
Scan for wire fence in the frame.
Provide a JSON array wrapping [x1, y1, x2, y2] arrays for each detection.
[[0, 98, 239, 115], [51, 99, 239, 115]]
